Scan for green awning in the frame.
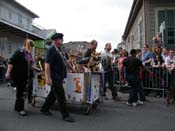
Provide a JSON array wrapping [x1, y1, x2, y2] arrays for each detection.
[[47, 31, 56, 40], [34, 40, 45, 48]]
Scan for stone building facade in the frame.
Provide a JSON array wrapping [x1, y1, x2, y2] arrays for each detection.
[[123, 0, 175, 51]]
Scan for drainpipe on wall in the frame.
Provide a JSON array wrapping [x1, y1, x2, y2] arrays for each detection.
[[143, 0, 146, 46]]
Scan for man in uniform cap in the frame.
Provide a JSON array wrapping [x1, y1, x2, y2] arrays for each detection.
[[40, 33, 75, 122], [51, 33, 64, 40]]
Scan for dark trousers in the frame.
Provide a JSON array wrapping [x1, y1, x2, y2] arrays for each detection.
[[41, 81, 69, 119], [103, 70, 117, 98], [27, 78, 33, 102], [137, 82, 145, 101], [169, 70, 175, 88], [0, 67, 6, 81], [126, 75, 140, 103], [14, 78, 27, 111]]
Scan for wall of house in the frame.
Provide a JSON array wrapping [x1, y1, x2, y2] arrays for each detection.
[[0, 0, 42, 59], [0, 0, 33, 31], [144, 0, 175, 48], [125, 5, 145, 51], [125, 0, 175, 51], [0, 31, 25, 58]]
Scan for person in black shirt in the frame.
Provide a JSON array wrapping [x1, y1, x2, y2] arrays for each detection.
[[6, 39, 34, 116], [123, 49, 151, 106], [40, 33, 75, 122]]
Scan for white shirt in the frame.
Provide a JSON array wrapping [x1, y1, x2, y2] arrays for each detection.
[[101, 51, 113, 59]]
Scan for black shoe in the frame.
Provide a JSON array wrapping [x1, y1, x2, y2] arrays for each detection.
[[113, 96, 121, 101], [63, 116, 75, 122], [40, 110, 52, 116], [19, 110, 27, 116], [14, 108, 19, 112], [102, 93, 106, 97]]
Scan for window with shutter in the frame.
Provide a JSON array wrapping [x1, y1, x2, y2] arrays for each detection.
[[158, 10, 175, 48]]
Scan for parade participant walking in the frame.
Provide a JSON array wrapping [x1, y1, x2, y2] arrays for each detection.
[[123, 49, 151, 106], [5, 39, 34, 116], [101, 43, 120, 101], [40, 33, 75, 122]]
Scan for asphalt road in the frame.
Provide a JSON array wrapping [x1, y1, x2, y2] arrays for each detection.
[[0, 83, 175, 131]]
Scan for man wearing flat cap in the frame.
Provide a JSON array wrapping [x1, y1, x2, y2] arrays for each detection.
[[40, 33, 75, 122]]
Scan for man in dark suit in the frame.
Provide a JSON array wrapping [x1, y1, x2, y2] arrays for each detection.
[[40, 33, 75, 122]]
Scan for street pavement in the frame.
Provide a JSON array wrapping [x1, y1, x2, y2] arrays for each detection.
[[0, 82, 175, 131]]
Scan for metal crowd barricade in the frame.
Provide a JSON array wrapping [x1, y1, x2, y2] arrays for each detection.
[[141, 66, 169, 97], [113, 65, 129, 90], [113, 65, 169, 97]]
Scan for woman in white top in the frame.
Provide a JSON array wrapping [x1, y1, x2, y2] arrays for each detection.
[[165, 50, 175, 73]]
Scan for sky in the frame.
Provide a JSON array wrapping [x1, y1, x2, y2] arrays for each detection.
[[16, 0, 133, 51]]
